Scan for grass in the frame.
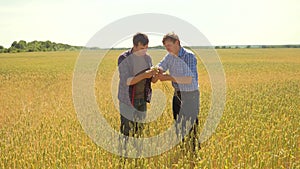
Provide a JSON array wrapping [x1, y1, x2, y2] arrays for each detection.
[[0, 49, 299, 168]]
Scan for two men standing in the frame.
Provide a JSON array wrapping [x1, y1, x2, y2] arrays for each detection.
[[117, 32, 199, 155]]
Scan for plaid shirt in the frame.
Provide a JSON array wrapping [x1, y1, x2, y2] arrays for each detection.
[[158, 47, 199, 91], [117, 49, 152, 105]]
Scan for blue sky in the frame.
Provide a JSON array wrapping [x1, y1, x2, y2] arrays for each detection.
[[0, 0, 299, 48]]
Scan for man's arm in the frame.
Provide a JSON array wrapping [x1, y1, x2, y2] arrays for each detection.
[[157, 60, 193, 84], [126, 69, 156, 85], [157, 73, 192, 84], [118, 55, 131, 85], [157, 55, 169, 73]]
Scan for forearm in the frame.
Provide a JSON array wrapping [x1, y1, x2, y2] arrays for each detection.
[[162, 74, 192, 84], [126, 73, 147, 85], [173, 76, 192, 84]]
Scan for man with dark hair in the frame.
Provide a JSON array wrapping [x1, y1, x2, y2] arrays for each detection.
[[133, 33, 149, 46], [157, 32, 200, 151], [118, 32, 158, 156]]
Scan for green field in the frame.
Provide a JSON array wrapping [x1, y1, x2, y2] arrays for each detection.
[[0, 49, 299, 168]]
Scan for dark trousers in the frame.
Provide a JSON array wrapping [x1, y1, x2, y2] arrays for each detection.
[[119, 98, 146, 157], [120, 98, 146, 137], [173, 90, 199, 151]]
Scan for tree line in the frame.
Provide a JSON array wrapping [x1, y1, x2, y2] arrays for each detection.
[[214, 45, 300, 49], [0, 40, 87, 53]]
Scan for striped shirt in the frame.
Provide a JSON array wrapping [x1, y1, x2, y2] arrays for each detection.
[[158, 47, 198, 91]]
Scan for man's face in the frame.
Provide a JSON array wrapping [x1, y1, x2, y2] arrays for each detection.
[[133, 43, 148, 56], [163, 40, 179, 56]]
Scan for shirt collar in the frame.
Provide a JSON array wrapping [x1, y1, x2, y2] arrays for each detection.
[[129, 48, 138, 57], [130, 48, 134, 54], [178, 47, 184, 58]]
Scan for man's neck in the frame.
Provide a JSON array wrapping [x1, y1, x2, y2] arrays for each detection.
[[172, 46, 181, 57]]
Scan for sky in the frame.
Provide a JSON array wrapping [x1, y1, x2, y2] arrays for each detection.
[[0, 0, 299, 48]]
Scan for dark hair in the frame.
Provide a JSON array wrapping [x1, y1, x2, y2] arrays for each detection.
[[133, 33, 149, 46], [162, 32, 180, 45]]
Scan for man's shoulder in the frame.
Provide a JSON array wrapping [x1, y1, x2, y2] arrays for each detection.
[[118, 49, 132, 65], [119, 49, 132, 58], [144, 53, 152, 60], [182, 47, 195, 56], [164, 53, 172, 59]]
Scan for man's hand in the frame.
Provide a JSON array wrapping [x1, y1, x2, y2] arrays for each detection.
[[157, 73, 173, 82], [157, 67, 164, 74], [157, 73, 192, 84], [150, 66, 159, 72], [144, 69, 157, 78]]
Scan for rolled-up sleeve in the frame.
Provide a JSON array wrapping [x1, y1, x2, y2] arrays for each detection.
[[158, 55, 169, 72], [118, 55, 131, 104], [118, 56, 130, 82]]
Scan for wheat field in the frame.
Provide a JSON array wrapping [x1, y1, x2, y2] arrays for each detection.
[[0, 49, 299, 168]]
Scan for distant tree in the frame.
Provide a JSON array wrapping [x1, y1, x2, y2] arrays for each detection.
[[11, 41, 18, 48], [0, 45, 4, 50], [68, 47, 77, 51], [17, 40, 27, 50], [27, 41, 39, 52], [8, 47, 17, 53], [45, 40, 52, 50]]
